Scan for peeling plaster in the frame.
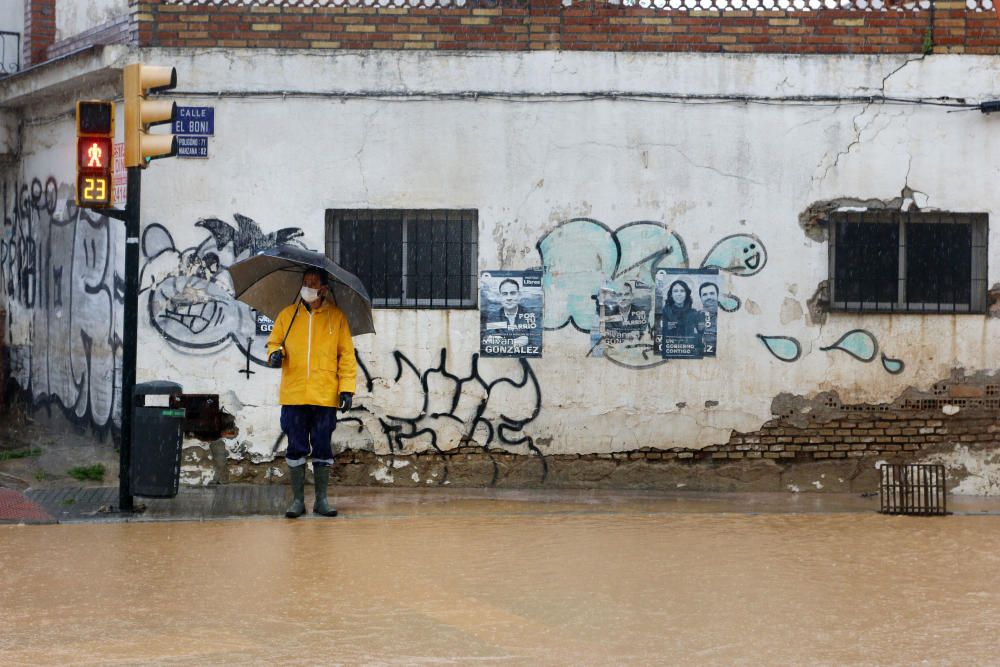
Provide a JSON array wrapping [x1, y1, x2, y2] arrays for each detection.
[[780, 297, 804, 325], [806, 280, 829, 326], [924, 445, 1000, 496]]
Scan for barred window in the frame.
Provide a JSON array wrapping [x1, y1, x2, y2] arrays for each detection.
[[326, 209, 478, 309], [829, 210, 988, 313]]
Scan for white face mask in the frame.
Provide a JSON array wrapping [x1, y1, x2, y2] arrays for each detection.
[[300, 286, 320, 302]]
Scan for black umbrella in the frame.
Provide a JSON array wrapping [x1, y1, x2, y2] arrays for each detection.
[[227, 245, 375, 336]]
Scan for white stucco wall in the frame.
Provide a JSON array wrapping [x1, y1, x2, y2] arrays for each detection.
[[55, 0, 126, 40], [0, 0, 23, 77], [0, 0, 23, 36], [5, 48, 1000, 470]]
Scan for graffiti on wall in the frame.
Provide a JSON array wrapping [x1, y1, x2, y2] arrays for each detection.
[[140, 214, 304, 365], [758, 328, 905, 373], [537, 218, 766, 369], [538, 217, 907, 374], [2, 188, 913, 462], [0, 178, 124, 436], [264, 349, 544, 484]]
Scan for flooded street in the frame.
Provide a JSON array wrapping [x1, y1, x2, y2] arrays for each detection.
[[3, 496, 1000, 665]]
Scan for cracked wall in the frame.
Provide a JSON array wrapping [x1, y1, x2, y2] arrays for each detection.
[[6, 50, 1000, 492]]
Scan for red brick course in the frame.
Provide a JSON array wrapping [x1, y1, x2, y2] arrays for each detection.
[[127, 0, 1000, 55], [24, 0, 55, 67]]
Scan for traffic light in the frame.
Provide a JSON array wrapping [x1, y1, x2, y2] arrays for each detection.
[[124, 64, 178, 168], [76, 100, 114, 208]]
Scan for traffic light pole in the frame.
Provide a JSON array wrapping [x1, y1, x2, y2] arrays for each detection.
[[105, 166, 141, 512]]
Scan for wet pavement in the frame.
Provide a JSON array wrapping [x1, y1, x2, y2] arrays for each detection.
[[6, 484, 1000, 524], [3, 488, 1000, 665]]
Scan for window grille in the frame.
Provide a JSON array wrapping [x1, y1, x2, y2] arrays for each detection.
[[0, 32, 20, 77], [828, 210, 987, 314], [326, 209, 478, 309]]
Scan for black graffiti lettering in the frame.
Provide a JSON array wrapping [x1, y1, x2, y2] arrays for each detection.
[[1, 176, 123, 438]]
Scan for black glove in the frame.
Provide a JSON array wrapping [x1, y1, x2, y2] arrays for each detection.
[[267, 349, 283, 368], [338, 392, 353, 410]]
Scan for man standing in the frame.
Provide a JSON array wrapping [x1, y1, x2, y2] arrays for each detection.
[[266, 268, 356, 518]]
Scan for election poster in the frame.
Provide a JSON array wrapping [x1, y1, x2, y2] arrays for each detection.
[[589, 278, 656, 363], [655, 268, 720, 359], [480, 270, 543, 358]]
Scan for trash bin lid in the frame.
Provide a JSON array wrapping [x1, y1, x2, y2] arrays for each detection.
[[133, 380, 183, 396]]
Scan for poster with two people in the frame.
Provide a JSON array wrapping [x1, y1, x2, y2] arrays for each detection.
[[480, 270, 543, 358], [590, 267, 719, 361], [655, 268, 719, 359]]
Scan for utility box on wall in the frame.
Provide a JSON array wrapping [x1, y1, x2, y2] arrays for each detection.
[[131, 381, 185, 498]]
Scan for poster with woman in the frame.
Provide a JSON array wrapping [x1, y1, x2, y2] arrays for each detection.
[[480, 270, 544, 357], [656, 268, 720, 359]]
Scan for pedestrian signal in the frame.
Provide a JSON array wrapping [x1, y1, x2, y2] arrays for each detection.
[[76, 101, 114, 209]]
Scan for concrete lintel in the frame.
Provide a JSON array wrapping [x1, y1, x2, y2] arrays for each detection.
[[0, 43, 129, 110]]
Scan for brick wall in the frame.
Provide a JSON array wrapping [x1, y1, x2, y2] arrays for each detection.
[[24, 0, 56, 68], [180, 373, 993, 490], [133, 0, 1000, 55]]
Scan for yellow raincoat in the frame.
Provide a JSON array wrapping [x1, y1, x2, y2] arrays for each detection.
[[265, 299, 357, 407]]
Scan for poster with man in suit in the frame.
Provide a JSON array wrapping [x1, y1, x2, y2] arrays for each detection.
[[590, 279, 655, 361], [480, 270, 544, 357]]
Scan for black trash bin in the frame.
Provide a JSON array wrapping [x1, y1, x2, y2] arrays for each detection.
[[131, 381, 185, 498]]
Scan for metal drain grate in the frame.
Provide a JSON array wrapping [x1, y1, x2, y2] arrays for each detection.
[[879, 464, 948, 516]]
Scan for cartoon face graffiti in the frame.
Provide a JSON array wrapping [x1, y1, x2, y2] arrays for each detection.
[[140, 214, 306, 361], [743, 243, 762, 271], [149, 273, 252, 350], [700, 234, 767, 277]]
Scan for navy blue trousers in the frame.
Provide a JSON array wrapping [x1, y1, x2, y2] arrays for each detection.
[[280, 405, 338, 467]]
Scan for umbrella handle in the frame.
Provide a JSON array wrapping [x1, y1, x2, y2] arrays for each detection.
[[276, 299, 303, 352]]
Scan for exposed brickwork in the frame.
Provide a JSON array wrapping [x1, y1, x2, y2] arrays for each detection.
[[129, 0, 1000, 55], [23, 0, 56, 68], [191, 375, 997, 494]]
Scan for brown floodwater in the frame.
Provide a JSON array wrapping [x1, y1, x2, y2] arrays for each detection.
[[2, 501, 999, 666]]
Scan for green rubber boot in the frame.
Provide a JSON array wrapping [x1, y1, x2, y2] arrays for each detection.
[[312, 464, 338, 517], [285, 464, 306, 518]]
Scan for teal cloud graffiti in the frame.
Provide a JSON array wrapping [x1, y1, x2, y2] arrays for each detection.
[[881, 354, 905, 375], [759, 329, 906, 373], [820, 329, 878, 362], [536, 218, 687, 332], [537, 219, 770, 370], [700, 234, 767, 276], [757, 335, 802, 362]]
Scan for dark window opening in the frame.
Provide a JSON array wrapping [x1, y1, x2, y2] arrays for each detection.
[[326, 209, 478, 309], [829, 210, 987, 313]]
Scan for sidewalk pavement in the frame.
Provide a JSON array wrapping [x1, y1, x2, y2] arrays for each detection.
[[3, 484, 1000, 524], [0, 487, 56, 524]]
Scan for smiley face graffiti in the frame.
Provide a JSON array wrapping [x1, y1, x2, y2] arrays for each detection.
[[700, 234, 767, 276]]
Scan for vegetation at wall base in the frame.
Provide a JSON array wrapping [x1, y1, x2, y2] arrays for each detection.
[[67, 464, 106, 482], [0, 447, 42, 461]]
